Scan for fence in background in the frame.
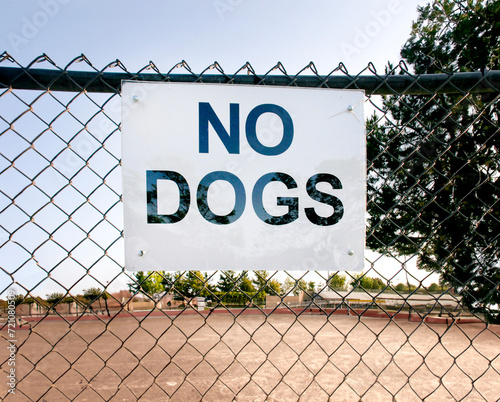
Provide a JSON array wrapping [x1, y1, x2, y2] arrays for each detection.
[[0, 52, 499, 401]]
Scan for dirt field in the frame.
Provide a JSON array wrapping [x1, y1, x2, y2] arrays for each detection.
[[1, 311, 499, 401]]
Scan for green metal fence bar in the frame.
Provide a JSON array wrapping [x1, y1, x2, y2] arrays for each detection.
[[1, 66, 499, 95]]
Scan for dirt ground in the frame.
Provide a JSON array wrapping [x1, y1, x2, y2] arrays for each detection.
[[1, 311, 499, 401]]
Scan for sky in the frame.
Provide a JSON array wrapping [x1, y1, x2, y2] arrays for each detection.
[[0, 0, 439, 297], [1, 0, 427, 74]]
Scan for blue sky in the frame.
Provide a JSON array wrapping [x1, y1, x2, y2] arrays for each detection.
[[1, 0, 438, 296], [2, 0, 426, 73]]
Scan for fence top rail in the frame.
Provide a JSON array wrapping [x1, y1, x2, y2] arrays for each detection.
[[1, 66, 499, 96]]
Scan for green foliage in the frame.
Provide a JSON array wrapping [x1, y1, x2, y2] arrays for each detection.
[[367, 0, 500, 322], [281, 277, 293, 295], [428, 283, 443, 293], [22, 297, 35, 305], [217, 270, 239, 293], [282, 278, 309, 296], [394, 283, 418, 293], [394, 283, 406, 292], [328, 273, 347, 290], [162, 271, 187, 299], [252, 270, 269, 290], [75, 295, 89, 307], [3, 295, 41, 308], [402, 0, 500, 73], [350, 274, 386, 291], [252, 270, 269, 301], [239, 272, 256, 293], [82, 288, 105, 302], [267, 279, 282, 296], [46, 293, 74, 311], [82, 287, 110, 316], [184, 271, 213, 298], [252, 271, 281, 300], [217, 271, 255, 294], [128, 271, 164, 297], [212, 291, 253, 306], [162, 271, 214, 299], [28, 296, 49, 308], [46, 292, 65, 305], [127, 270, 283, 303], [13, 294, 25, 306]]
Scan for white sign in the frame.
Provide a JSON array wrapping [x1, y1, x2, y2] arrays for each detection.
[[121, 82, 366, 271]]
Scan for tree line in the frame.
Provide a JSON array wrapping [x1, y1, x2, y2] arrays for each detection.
[[9, 288, 112, 316], [3, 274, 445, 313], [126, 270, 442, 305]]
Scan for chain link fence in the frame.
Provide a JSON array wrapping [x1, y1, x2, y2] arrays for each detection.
[[0, 43, 499, 401]]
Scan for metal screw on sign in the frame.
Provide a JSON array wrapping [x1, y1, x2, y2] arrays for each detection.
[[348, 250, 355, 256], [347, 105, 354, 112], [138, 250, 147, 257]]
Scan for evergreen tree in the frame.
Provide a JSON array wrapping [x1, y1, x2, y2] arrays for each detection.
[[162, 271, 187, 299], [184, 271, 212, 298], [367, 0, 499, 322], [161, 271, 214, 299], [239, 272, 256, 293], [252, 270, 268, 290], [217, 270, 239, 293], [252, 271, 282, 298]]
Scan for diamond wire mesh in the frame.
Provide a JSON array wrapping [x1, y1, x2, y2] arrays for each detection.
[[0, 50, 499, 401]]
